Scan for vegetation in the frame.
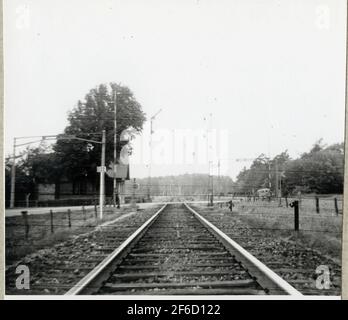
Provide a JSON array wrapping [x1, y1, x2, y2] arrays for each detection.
[[54, 83, 146, 183], [5, 145, 59, 206], [136, 173, 234, 196], [5, 83, 146, 206], [234, 140, 344, 196]]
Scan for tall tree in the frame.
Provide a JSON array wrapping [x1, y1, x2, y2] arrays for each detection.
[[283, 142, 344, 194], [54, 83, 146, 183]]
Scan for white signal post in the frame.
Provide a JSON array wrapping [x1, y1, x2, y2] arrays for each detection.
[[97, 130, 106, 219], [113, 90, 118, 209]]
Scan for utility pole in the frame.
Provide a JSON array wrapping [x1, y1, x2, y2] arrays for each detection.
[[209, 113, 213, 206], [148, 109, 162, 201], [279, 170, 282, 206], [208, 161, 214, 206], [10, 137, 17, 208], [267, 157, 272, 202], [99, 130, 106, 219], [278, 167, 285, 206], [211, 162, 214, 206], [279, 170, 283, 198], [275, 158, 279, 199], [205, 113, 214, 206], [268, 159, 272, 189], [217, 159, 220, 199], [113, 90, 118, 208]]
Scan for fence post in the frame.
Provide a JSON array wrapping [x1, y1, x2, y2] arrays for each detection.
[[228, 200, 233, 212], [50, 210, 54, 233], [67, 209, 71, 228], [94, 204, 98, 220], [285, 196, 288, 208], [334, 198, 339, 215], [315, 196, 320, 214], [21, 211, 29, 239], [82, 205, 86, 221], [290, 201, 299, 231]]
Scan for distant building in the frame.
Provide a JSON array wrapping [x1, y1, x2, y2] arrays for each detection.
[[36, 164, 130, 205]]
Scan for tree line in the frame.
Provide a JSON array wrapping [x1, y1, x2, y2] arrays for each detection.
[[135, 173, 234, 197], [234, 140, 344, 196]]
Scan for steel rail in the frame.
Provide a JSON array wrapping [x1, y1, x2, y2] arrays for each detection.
[[184, 203, 303, 296], [65, 204, 168, 295]]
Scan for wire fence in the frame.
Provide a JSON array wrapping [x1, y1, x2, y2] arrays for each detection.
[[6, 195, 343, 242], [6, 191, 343, 214], [5, 195, 151, 209], [228, 195, 343, 216], [192, 197, 343, 235], [6, 205, 108, 240]]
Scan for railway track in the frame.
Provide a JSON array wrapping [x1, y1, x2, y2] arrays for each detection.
[[5, 207, 162, 295], [66, 203, 302, 295]]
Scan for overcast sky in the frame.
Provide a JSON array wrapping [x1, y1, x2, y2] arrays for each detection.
[[4, 0, 346, 179]]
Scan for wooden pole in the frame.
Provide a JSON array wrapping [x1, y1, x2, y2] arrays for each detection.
[[290, 201, 299, 231], [334, 198, 339, 215], [99, 130, 106, 219], [21, 211, 29, 239], [67, 209, 71, 228], [293, 201, 299, 231], [95, 208, 98, 220], [113, 91, 117, 208], [50, 210, 54, 233], [315, 196, 320, 214], [275, 159, 279, 199], [94, 204, 98, 220], [82, 205, 86, 221]]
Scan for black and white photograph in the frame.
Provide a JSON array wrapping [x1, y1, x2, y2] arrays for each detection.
[[2, 0, 347, 299]]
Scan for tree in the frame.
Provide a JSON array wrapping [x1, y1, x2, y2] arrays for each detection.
[[54, 83, 146, 184], [5, 83, 146, 206], [235, 140, 344, 196], [5, 145, 59, 206], [283, 142, 344, 194], [234, 154, 274, 194]]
